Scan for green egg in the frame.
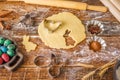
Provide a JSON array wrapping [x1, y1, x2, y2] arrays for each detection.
[[4, 39, 12, 46], [0, 37, 5, 45], [0, 50, 2, 56], [7, 50, 15, 57], [7, 44, 16, 50]]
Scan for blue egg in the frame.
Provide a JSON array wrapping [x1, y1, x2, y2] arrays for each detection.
[[0, 46, 8, 53]]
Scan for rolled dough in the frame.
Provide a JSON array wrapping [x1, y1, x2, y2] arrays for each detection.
[[38, 12, 86, 49]]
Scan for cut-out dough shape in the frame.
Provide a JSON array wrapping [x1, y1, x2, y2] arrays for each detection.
[[63, 29, 75, 46], [38, 12, 86, 49], [22, 35, 37, 52]]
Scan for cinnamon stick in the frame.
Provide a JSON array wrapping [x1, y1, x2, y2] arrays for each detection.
[[0, 10, 13, 17], [7, 0, 107, 12]]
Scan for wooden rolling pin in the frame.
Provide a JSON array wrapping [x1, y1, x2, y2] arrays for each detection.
[[7, 0, 107, 12], [100, 0, 120, 22]]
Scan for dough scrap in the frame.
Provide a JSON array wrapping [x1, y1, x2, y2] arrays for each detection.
[[38, 12, 86, 49], [22, 35, 37, 52]]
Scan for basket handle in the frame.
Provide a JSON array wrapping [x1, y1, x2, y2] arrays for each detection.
[[4, 52, 23, 71]]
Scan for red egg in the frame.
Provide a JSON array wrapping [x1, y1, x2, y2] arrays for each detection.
[[0, 58, 3, 65], [1, 53, 10, 62]]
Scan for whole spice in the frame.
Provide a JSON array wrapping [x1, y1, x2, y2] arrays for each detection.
[[87, 36, 106, 52], [89, 41, 102, 52], [86, 20, 104, 35], [88, 25, 101, 34]]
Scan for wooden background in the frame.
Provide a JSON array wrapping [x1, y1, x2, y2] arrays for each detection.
[[0, 0, 120, 80]]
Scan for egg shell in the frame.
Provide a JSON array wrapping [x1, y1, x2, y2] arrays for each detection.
[[7, 44, 16, 50], [0, 37, 5, 45], [4, 39, 12, 46], [0, 50, 2, 56], [7, 50, 15, 57], [0, 46, 8, 53], [1, 53, 10, 62], [0, 57, 3, 65]]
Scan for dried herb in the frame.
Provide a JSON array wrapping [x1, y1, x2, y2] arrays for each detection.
[[68, 63, 95, 68], [81, 55, 119, 80], [81, 70, 96, 80], [98, 67, 109, 79]]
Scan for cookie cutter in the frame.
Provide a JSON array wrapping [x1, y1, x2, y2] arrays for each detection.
[[48, 64, 63, 78], [34, 53, 63, 78], [0, 36, 23, 71], [43, 19, 62, 33], [34, 56, 52, 68]]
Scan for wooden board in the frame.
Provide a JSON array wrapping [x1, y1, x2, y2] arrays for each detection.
[[0, 0, 120, 80]]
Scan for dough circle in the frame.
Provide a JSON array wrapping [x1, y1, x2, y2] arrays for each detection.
[[38, 12, 86, 49]]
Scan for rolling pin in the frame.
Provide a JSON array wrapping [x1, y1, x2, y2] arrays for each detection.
[[100, 0, 120, 22], [7, 0, 107, 12]]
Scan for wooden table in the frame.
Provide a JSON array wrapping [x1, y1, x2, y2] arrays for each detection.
[[0, 0, 120, 80]]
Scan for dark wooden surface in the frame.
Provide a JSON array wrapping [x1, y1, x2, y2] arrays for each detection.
[[0, 0, 120, 80]]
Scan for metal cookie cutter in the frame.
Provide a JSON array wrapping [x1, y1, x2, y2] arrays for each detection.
[[48, 54, 64, 78], [34, 56, 52, 68], [0, 36, 23, 71], [48, 64, 63, 78], [34, 53, 64, 78], [43, 19, 62, 33]]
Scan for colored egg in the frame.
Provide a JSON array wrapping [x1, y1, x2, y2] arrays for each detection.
[[1, 53, 10, 62], [0, 37, 5, 45], [7, 50, 15, 57], [4, 39, 12, 46], [0, 46, 8, 53], [0, 57, 3, 65], [0, 50, 2, 56], [7, 44, 16, 50]]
